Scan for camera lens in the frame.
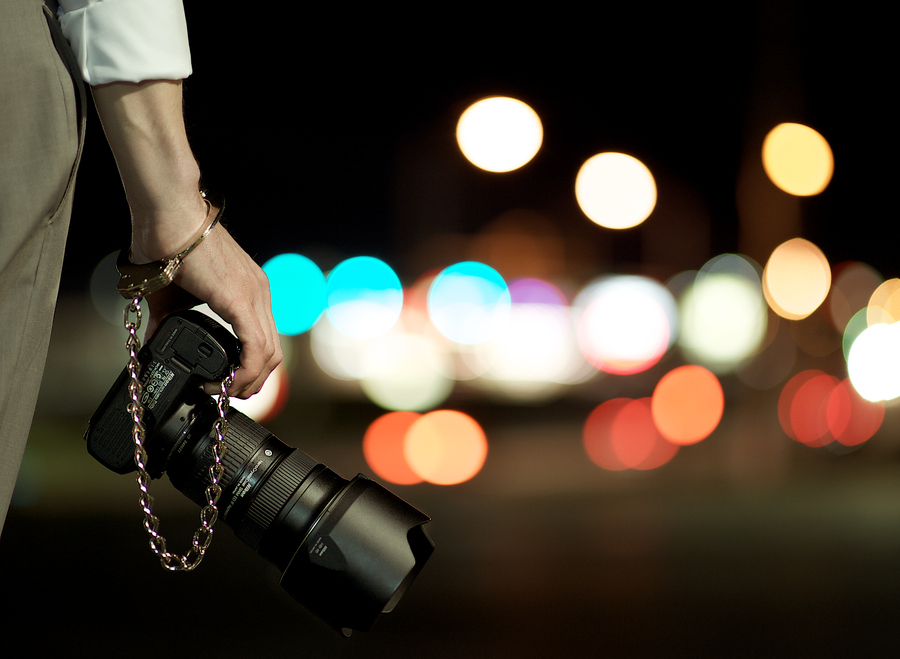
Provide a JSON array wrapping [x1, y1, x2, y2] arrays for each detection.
[[164, 393, 433, 635]]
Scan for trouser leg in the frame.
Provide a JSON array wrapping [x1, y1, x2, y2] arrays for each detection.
[[0, 0, 85, 535]]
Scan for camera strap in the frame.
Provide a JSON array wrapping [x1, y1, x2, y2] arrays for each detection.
[[117, 195, 235, 571]]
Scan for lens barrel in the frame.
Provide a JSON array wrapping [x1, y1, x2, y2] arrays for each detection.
[[165, 396, 434, 635]]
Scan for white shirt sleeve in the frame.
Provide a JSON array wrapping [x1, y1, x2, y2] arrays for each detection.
[[57, 0, 192, 85]]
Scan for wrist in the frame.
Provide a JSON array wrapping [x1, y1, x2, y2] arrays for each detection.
[[130, 192, 214, 264]]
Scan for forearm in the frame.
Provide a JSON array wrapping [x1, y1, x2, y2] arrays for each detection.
[[91, 79, 282, 397], [91, 80, 207, 261]]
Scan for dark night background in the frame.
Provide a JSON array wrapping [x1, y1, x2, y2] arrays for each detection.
[[2, 4, 899, 658]]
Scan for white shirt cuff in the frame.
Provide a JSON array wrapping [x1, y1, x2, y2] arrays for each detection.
[[58, 0, 192, 85]]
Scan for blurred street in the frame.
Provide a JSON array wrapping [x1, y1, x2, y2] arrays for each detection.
[[3, 4, 898, 657]]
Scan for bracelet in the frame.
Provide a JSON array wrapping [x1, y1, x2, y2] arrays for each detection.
[[116, 192, 225, 299]]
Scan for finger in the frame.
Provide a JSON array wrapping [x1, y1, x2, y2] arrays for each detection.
[[229, 328, 282, 398]]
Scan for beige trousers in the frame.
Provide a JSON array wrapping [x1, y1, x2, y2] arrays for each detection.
[[0, 0, 85, 535]]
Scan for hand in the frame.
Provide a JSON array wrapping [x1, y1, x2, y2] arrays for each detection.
[[131, 201, 282, 399]]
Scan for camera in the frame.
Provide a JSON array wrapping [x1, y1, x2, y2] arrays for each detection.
[[85, 309, 434, 636]]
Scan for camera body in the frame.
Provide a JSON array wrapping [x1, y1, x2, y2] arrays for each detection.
[[85, 310, 434, 635]]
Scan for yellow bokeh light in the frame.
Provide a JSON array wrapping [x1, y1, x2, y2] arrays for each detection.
[[762, 122, 834, 196], [763, 238, 832, 320], [575, 152, 657, 229], [456, 97, 543, 173], [867, 278, 900, 325]]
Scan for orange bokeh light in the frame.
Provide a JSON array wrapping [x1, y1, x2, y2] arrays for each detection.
[[363, 411, 424, 485], [651, 365, 724, 445], [404, 410, 488, 485]]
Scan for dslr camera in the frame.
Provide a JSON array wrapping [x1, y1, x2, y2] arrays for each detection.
[[85, 310, 434, 635]]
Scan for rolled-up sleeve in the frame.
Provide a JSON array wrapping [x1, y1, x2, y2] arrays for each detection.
[[58, 0, 192, 85]]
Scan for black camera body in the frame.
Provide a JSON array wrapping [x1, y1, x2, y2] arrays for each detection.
[[85, 310, 434, 636]]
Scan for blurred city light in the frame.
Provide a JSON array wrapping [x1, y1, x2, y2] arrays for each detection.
[[574, 275, 674, 375], [404, 410, 488, 485], [763, 238, 832, 320], [471, 281, 586, 400], [325, 256, 403, 339], [779, 370, 838, 447], [762, 122, 834, 196], [456, 96, 543, 172], [262, 253, 326, 335], [678, 255, 767, 372], [363, 411, 424, 485], [358, 327, 454, 411], [828, 378, 885, 447], [651, 365, 724, 445], [779, 369, 886, 446], [583, 398, 679, 471], [867, 278, 900, 325], [848, 321, 900, 402], [428, 261, 511, 345], [575, 152, 657, 229], [309, 314, 373, 380]]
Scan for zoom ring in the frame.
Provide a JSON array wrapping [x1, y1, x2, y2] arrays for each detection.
[[234, 449, 318, 549]]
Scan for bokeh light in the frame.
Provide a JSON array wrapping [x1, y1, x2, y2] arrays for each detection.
[[363, 411, 424, 485], [575, 152, 657, 229], [309, 314, 373, 380], [783, 370, 839, 447], [779, 370, 885, 446], [761, 122, 834, 196], [583, 398, 679, 471], [428, 262, 511, 345], [651, 365, 724, 445], [678, 255, 768, 372], [404, 410, 488, 485], [763, 238, 832, 320], [471, 279, 586, 399], [456, 97, 543, 173], [359, 329, 454, 411], [262, 253, 326, 335], [827, 378, 885, 447], [848, 321, 900, 402], [325, 256, 403, 339], [575, 276, 674, 375], [867, 278, 900, 325]]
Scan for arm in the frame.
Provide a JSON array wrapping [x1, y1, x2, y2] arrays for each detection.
[[91, 80, 282, 398]]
